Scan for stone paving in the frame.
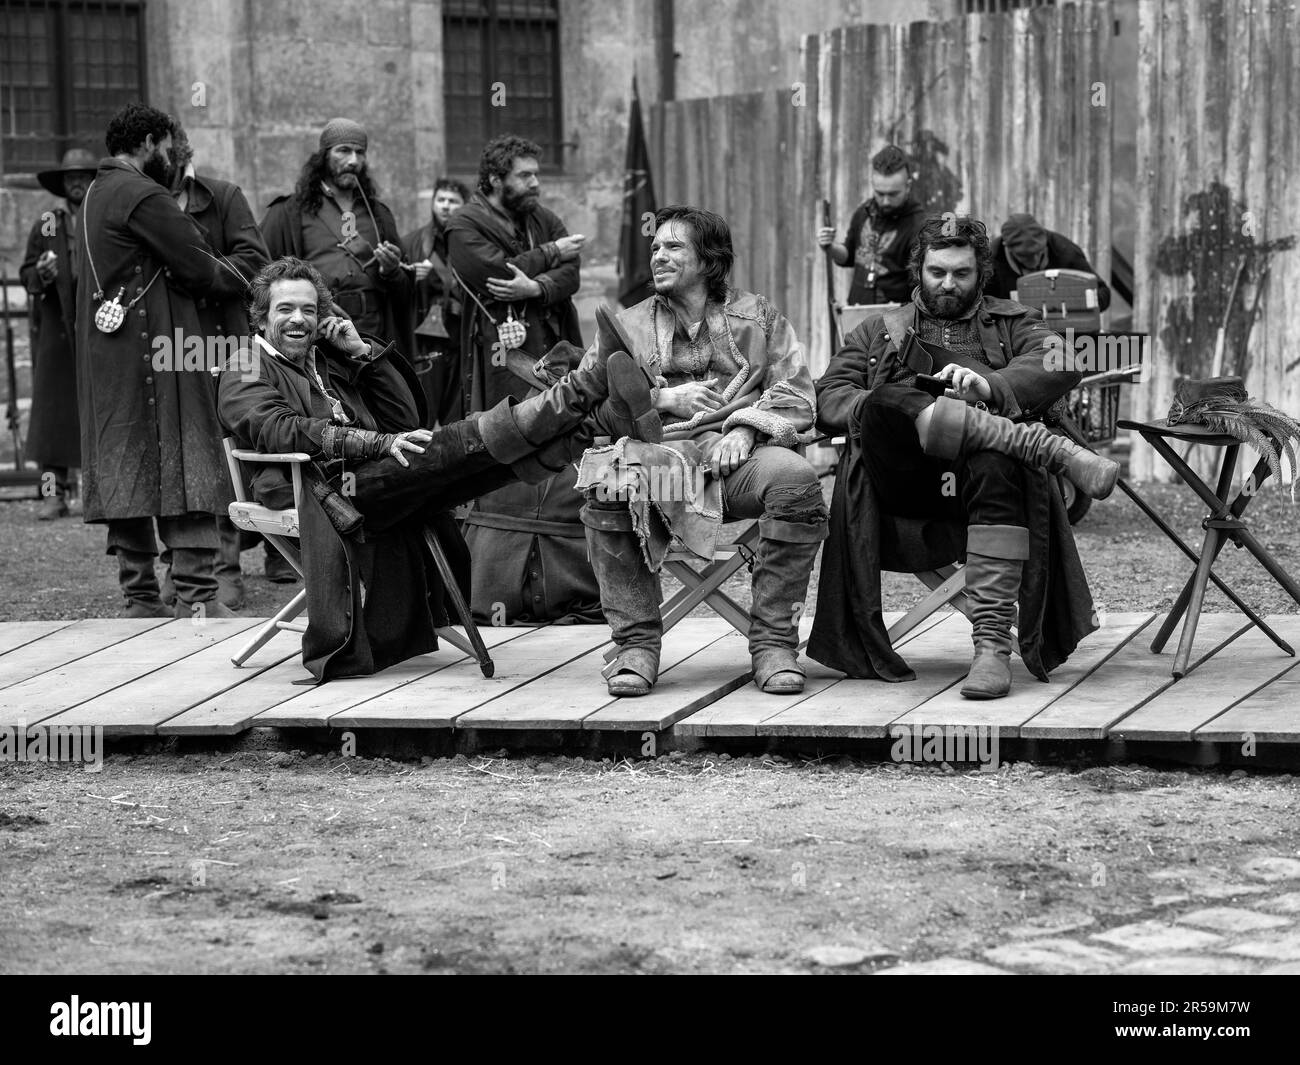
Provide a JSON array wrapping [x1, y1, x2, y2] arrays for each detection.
[[876, 856, 1300, 975]]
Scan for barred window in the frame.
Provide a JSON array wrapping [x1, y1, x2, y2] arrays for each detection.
[[0, 0, 146, 174], [444, 0, 563, 172]]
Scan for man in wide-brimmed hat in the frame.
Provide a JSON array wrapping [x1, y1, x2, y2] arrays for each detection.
[[18, 148, 97, 519]]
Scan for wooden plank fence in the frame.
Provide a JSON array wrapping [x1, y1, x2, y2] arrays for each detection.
[[648, 3, 1113, 383], [1131, 0, 1300, 484]]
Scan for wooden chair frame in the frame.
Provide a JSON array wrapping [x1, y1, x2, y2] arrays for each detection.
[[222, 439, 494, 677]]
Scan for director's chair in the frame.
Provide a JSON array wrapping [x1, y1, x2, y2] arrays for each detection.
[[222, 439, 495, 677]]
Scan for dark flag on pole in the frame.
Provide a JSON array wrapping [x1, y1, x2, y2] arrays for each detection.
[[617, 78, 657, 307]]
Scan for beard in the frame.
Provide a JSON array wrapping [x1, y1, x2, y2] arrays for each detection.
[[502, 184, 539, 215], [919, 281, 981, 320], [871, 198, 910, 223], [329, 159, 365, 189], [141, 147, 170, 187], [267, 321, 314, 361]]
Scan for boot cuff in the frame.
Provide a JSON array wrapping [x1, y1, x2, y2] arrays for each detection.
[[758, 516, 828, 543], [580, 502, 635, 532], [967, 523, 1030, 560], [923, 395, 968, 461], [476, 397, 531, 463]]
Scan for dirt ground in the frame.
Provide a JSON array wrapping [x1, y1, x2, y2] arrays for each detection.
[[2, 749, 1298, 975], [3, 404, 1300, 975]]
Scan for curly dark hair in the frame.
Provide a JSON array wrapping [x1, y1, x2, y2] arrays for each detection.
[[871, 145, 912, 176], [653, 205, 734, 304], [247, 257, 335, 335], [476, 134, 542, 196], [907, 215, 993, 287], [105, 102, 173, 157], [293, 148, 380, 215], [434, 177, 471, 201]]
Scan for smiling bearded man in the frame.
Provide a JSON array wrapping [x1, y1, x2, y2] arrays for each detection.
[[217, 257, 657, 682]]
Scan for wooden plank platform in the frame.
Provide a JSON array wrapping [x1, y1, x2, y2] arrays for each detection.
[[0, 614, 1296, 757]]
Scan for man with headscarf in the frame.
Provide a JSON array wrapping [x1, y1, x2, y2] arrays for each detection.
[[261, 118, 413, 356], [20, 148, 97, 520], [985, 213, 1111, 310]]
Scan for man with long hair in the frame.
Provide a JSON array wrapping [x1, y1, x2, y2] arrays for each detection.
[[812, 215, 1119, 699], [261, 118, 413, 359], [580, 205, 827, 698]]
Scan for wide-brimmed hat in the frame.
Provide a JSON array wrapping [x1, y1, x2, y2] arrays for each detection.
[[1167, 375, 1249, 425], [37, 148, 98, 197]]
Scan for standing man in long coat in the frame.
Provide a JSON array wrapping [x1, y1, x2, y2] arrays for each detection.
[[158, 122, 269, 610], [76, 103, 236, 618], [19, 148, 98, 520], [446, 134, 601, 624]]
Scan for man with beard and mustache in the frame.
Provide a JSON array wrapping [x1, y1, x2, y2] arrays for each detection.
[[20, 148, 97, 520], [401, 177, 469, 425], [217, 257, 657, 681], [261, 118, 413, 358], [817, 145, 928, 305], [811, 215, 1120, 699], [75, 103, 237, 618], [153, 121, 269, 610], [445, 134, 599, 626]]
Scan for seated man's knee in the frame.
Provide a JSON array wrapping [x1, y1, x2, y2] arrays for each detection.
[[751, 448, 828, 526]]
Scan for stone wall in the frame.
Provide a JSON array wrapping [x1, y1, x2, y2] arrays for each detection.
[[2, 0, 925, 324]]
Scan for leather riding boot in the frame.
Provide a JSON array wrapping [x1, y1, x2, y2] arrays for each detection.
[[959, 523, 1029, 700], [921, 396, 1119, 499], [477, 352, 660, 482], [748, 517, 827, 694], [216, 517, 246, 609], [170, 548, 238, 619], [581, 499, 662, 696], [118, 550, 172, 619]]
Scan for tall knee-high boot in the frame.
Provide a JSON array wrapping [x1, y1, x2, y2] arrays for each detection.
[[477, 351, 660, 482], [748, 517, 827, 694], [921, 396, 1119, 499], [960, 523, 1029, 699], [170, 548, 238, 619], [580, 499, 662, 697], [117, 550, 172, 619]]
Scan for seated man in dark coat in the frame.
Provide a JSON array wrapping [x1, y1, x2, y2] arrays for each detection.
[[809, 216, 1120, 699], [217, 258, 652, 682]]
